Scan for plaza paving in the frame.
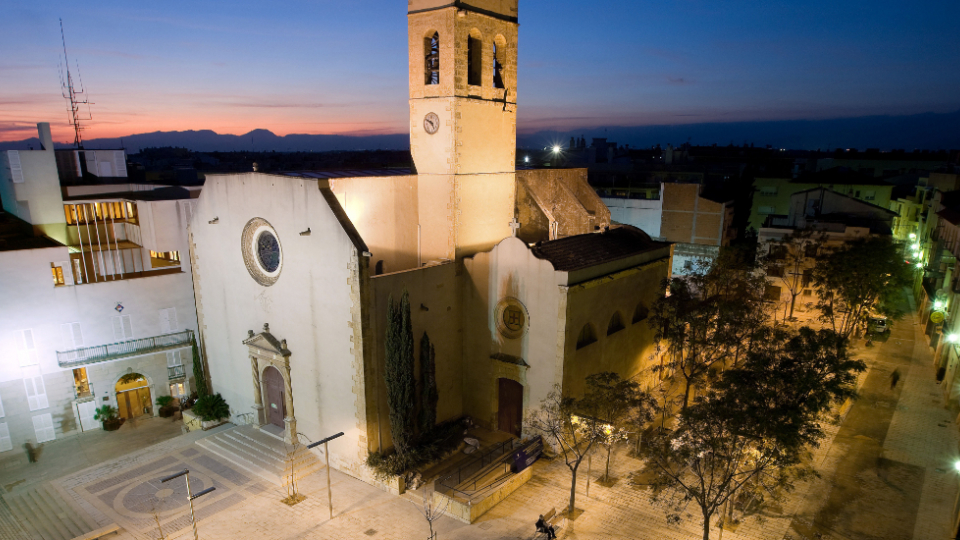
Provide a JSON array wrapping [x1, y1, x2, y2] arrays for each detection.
[[2, 301, 958, 540]]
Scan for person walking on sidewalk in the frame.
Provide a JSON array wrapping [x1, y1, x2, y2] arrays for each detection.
[[890, 368, 901, 390]]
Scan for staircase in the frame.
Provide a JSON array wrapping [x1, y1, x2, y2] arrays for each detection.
[[3, 483, 115, 540], [195, 424, 324, 487]]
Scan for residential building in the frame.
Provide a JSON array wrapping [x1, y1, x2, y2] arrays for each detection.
[[0, 123, 200, 449]]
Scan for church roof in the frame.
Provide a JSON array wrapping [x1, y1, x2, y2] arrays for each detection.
[[279, 169, 413, 179], [530, 226, 670, 272]]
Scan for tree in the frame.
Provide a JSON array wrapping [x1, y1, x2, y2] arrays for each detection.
[[765, 229, 826, 319], [409, 483, 449, 540], [418, 332, 438, 436], [650, 251, 769, 410], [527, 385, 607, 516], [191, 336, 208, 398], [385, 291, 416, 456], [812, 236, 911, 340], [642, 326, 865, 540], [581, 372, 654, 481]]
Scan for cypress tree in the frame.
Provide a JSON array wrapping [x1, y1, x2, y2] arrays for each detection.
[[419, 332, 438, 435], [384, 291, 416, 455], [191, 336, 208, 398]]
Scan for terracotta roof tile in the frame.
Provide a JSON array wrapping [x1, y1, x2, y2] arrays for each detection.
[[531, 226, 669, 272]]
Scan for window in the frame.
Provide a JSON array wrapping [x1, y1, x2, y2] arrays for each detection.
[[767, 265, 784, 278], [170, 382, 186, 398], [768, 245, 787, 260], [758, 205, 777, 215], [804, 244, 819, 258], [864, 190, 876, 201], [576, 323, 597, 349], [159, 308, 179, 334], [0, 423, 11, 452], [24, 371, 48, 411], [632, 303, 649, 324], [607, 312, 625, 335], [802, 289, 813, 297], [32, 413, 55, 443], [17, 329, 38, 367], [60, 323, 84, 361], [493, 36, 506, 89], [467, 31, 482, 86], [7, 151, 23, 183], [52, 264, 65, 286], [759, 186, 778, 196], [167, 350, 183, 367], [113, 315, 133, 341], [763, 284, 782, 302], [424, 31, 439, 85], [375, 260, 384, 276], [73, 368, 91, 398], [802, 269, 813, 288], [150, 250, 181, 269]]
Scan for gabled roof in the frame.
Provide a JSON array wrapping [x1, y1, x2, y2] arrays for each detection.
[[530, 225, 670, 272], [790, 187, 897, 216]]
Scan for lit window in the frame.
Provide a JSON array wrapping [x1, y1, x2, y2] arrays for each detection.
[[51, 264, 65, 286]]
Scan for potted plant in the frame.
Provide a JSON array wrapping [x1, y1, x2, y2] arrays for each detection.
[[94, 405, 123, 431], [156, 395, 178, 418], [192, 393, 230, 429]]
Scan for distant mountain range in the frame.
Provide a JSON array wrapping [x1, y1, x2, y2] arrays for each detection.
[[2, 110, 958, 153]]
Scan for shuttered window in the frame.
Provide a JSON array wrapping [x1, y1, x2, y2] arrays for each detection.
[[166, 350, 182, 367], [7, 151, 23, 183], [24, 372, 48, 411], [159, 308, 179, 334], [17, 329, 38, 367], [0, 423, 11, 452], [32, 414, 55, 443], [112, 315, 133, 341]]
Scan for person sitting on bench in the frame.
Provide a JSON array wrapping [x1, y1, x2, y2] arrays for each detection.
[[535, 515, 557, 539]]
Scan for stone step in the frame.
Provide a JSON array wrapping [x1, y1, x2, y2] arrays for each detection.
[[3, 483, 103, 540], [196, 425, 324, 488]]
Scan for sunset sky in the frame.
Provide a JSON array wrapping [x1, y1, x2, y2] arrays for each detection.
[[2, 0, 959, 144]]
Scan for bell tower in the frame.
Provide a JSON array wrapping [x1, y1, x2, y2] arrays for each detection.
[[408, 0, 519, 262]]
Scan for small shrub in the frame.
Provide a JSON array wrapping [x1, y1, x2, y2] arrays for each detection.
[[193, 393, 230, 422], [94, 405, 118, 422], [156, 395, 175, 408], [366, 417, 467, 479]]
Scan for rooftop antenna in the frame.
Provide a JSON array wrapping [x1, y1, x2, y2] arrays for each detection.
[[58, 18, 93, 149]]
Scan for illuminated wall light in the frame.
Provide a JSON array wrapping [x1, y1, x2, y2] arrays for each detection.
[[954, 460, 960, 472], [917, 262, 924, 269], [909, 233, 917, 240], [947, 334, 958, 343]]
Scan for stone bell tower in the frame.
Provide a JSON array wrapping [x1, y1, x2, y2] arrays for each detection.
[[408, 0, 519, 262]]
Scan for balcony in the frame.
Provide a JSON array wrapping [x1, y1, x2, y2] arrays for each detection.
[[58, 330, 194, 369], [168, 364, 186, 380]]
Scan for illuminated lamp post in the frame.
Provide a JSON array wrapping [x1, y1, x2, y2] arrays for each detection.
[[161, 469, 215, 540], [307, 431, 344, 520]]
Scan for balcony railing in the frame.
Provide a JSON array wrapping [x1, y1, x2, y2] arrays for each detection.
[[58, 330, 194, 369], [168, 364, 186, 380]]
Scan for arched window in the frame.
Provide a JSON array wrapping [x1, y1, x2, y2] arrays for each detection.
[[424, 32, 439, 85], [493, 36, 506, 89], [576, 323, 597, 349], [632, 303, 649, 324], [375, 260, 384, 276], [607, 311, 625, 335], [467, 30, 482, 86]]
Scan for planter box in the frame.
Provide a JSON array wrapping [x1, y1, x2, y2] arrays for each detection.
[[102, 419, 123, 431], [182, 409, 227, 431], [159, 406, 178, 418]]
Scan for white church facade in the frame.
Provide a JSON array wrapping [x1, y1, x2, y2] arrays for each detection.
[[189, 0, 674, 482]]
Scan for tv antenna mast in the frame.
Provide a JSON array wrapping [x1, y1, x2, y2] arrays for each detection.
[[58, 18, 93, 149]]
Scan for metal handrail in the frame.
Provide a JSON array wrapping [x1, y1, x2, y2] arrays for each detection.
[[437, 438, 519, 494], [58, 330, 193, 368], [168, 364, 186, 380]]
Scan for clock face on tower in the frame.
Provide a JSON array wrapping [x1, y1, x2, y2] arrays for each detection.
[[423, 112, 439, 134]]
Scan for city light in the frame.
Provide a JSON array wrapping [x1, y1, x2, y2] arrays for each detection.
[[524, 156, 529, 163], [917, 262, 924, 268], [552, 145, 561, 154], [913, 243, 920, 250], [909, 233, 917, 240]]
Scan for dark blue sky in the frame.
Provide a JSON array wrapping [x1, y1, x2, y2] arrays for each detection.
[[2, 0, 958, 142]]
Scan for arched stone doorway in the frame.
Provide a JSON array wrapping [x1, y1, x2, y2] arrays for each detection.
[[116, 373, 152, 420], [262, 366, 286, 429]]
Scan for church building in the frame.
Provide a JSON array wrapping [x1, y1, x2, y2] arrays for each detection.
[[189, 0, 673, 483]]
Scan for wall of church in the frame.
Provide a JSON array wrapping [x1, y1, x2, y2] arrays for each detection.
[[516, 169, 611, 240], [561, 257, 673, 398], [367, 262, 462, 453], [327, 175, 420, 274], [191, 173, 370, 475], [462, 237, 564, 432], [455, 172, 516, 260]]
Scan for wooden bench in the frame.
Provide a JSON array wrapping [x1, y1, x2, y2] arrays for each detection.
[[535, 507, 563, 538], [71, 523, 121, 540]]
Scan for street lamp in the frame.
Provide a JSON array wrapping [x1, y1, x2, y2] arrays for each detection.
[[307, 431, 344, 519], [552, 145, 561, 154], [161, 469, 215, 540]]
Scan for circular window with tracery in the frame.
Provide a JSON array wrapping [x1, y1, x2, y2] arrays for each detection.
[[495, 297, 529, 339], [242, 218, 282, 286]]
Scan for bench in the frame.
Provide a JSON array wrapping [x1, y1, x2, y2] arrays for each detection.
[[535, 507, 563, 539], [71, 524, 121, 540]]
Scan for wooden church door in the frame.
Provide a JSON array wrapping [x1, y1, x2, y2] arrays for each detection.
[[263, 366, 286, 428], [498, 378, 523, 437]]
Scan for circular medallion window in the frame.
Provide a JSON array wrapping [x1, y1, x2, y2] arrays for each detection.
[[242, 218, 283, 286], [495, 297, 529, 339]]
